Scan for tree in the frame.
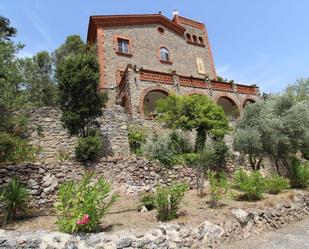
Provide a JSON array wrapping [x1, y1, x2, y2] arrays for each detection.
[[19, 51, 58, 106], [0, 16, 35, 163], [156, 94, 229, 152], [52, 35, 86, 68], [0, 16, 16, 40], [285, 78, 309, 101], [56, 48, 107, 137], [234, 94, 309, 172]]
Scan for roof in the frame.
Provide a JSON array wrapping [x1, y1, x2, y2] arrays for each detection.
[[87, 14, 186, 43]]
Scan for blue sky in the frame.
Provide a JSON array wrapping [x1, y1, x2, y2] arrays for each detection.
[[1, 0, 308, 93]]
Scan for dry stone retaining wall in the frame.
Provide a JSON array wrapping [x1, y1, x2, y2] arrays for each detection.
[[0, 193, 309, 248], [0, 158, 197, 208], [26, 106, 130, 162]]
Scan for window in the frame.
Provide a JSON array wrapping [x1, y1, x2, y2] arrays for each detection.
[[160, 47, 170, 62], [192, 35, 197, 43], [199, 37, 204, 44], [157, 27, 165, 34], [186, 33, 191, 41], [117, 38, 130, 54]]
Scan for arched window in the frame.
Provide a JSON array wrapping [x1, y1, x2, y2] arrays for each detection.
[[198, 37, 204, 44], [159, 47, 170, 62], [186, 33, 191, 41], [192, 35, 197, 43]]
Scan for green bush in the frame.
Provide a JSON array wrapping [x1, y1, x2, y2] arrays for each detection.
[[208, 170, 228, 207], [265, 174, 290, 194], [288, 157, 309, 188], [233, 170, 266, 201], [0, 132, 36, 163], [127, 124, 147, 155], [154, 182, 188, 221], [142, 130, 193, 166], [0, 177, 29, 224], [55, 173, 117, 233], [139, 192, 155, 210], [75, 133, 101, 162]]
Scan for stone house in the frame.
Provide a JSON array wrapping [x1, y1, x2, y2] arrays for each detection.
[[87, 13, 260, 120]]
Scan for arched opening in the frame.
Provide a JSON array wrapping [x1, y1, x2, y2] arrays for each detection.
[[159, 47, 170, 62], [243, 99, 256, 108], [217, 97, 240, 120], [198, 37, 204, 44], [192, 35, 197, 43], [120, 96, 130, 114], [143, 90, 168, 119], [186, 33, 191, 41]]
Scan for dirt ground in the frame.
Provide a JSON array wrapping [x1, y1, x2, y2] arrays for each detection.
[[2, 188, 306, 233]]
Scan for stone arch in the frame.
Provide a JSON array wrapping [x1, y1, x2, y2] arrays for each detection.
[[216, 95, 240, 120], [242, 97, 257, 108], [186, 90, 208, 96], [139, 86, 170, 118]]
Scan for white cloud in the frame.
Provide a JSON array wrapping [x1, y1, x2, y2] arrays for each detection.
[[24, 8, 52, 45]]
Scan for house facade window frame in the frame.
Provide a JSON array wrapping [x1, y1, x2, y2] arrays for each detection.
[[158, 47, 172, 64], [113, 35, 133, 57]]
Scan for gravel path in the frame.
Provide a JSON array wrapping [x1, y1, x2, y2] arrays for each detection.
[[218, 217, 309, 249]]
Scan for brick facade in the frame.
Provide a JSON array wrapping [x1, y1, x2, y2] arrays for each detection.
[[87, 13, 260, 119]]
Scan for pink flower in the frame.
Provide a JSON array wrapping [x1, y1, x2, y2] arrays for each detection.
[[76, 214, 90, 225]]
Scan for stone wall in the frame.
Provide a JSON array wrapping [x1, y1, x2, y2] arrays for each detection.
[[1, 193, 309, 248], [0, 158, 197, 208], [26, 106, 130, 162]]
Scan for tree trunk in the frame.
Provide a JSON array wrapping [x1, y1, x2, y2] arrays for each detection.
[[195, 127, 206, 152]]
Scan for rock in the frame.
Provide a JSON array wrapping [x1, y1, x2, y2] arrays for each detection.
[[140, 206, 148, 213], [136, 237, 151, 247], [63, 241, 79, 249], [116, 237, 132, 248], [232, 208, 250, 224], [86, 235, 101, 247]]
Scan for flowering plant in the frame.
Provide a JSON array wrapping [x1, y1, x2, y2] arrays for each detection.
[[55, 173, 118, 233]]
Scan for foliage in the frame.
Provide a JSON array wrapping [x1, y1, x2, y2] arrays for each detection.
[[234, 93, 309, 172], [75, 132, 102, 163], [233, 170, 266, 201], [52, 35, 86, 68], [216, 76, 229, 82], [264, 174, 290, 194], [207, 170, 228, 207], [0, 16, 17, 40], [0, 177, 29, 223], [19, 51, 58, 107], [142, 130, 193, 166], [288, 157, 309, 188], [127, 124, 147, 155], [55, 173, 117, 233], [154, 182, 188, 221], [156, 94, 229, 152], [139, 192, 155, 210], [0, 132, 36, 163], [56, 47, 108, 137], [285, 78, 309, 102]]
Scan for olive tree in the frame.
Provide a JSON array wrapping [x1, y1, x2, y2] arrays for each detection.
[[156, 94, 229, 196]]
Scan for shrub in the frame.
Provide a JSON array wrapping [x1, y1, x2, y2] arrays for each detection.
[[55, 173, 117, 233], [154, 182, 188, 221], [75, 133, 101, 162], [265, 174, 290, 194], [288, 157, 309, 188], [169, 130, 193, 154], [0, 132, 36, 163], [0, 177, 29, 224], [142, 133, 177, 166], [139, 192, 155, 210], [208, 170, 228, 207], [233, 170, 266, 201], [127, 124, 147, 155]]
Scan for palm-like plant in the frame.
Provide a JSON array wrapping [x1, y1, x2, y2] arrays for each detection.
[[0, 177, 29, 223]]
